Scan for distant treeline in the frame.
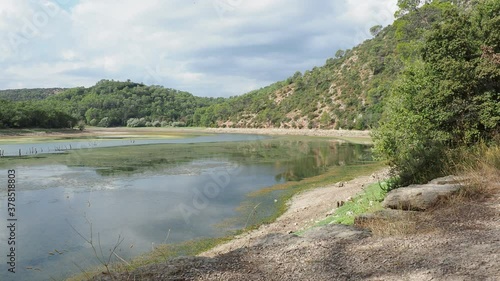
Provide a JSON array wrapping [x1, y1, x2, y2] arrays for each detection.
[[0, 99, 76, 129], [0, 80, 224, 129]]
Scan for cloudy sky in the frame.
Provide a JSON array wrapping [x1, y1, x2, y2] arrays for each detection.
[[0, 0, 397, 97]]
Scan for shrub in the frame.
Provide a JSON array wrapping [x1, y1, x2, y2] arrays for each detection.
[[77, 120, 86, 131], [97, 117, 110, 127]]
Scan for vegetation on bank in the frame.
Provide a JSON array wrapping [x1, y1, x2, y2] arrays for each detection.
[[0, 99, 77, 129], [373, 0, 499, 187]]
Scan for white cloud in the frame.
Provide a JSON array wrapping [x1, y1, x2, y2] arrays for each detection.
[[0, 0, 397, 97]]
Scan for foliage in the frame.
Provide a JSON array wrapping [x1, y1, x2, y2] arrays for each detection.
[[77, 120, 86, 131], [370, 25, 383, 37], [0, 80, 224, 129], [1, 1, 491, 133], [0, 88, 66, 101], [302, 181, 389, 228], [373, 0, 499, 187], [0, 99, 76, 129]]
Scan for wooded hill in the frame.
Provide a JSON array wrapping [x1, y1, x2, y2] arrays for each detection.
[[0, 80, 224, 128], [193, 0, 479, 130]]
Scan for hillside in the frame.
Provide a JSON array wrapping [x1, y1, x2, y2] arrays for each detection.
[[0, 88, 67, 101], [0, 80, 225, 128], [192, 2, 459, 130]]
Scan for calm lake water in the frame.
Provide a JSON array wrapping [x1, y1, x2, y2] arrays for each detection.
[[0, 134, 372, 280]]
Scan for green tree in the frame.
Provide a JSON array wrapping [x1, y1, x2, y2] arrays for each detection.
[[335, 49, 345, 59], [374, 0, 499, 186], [395, 0, 424, 18], [370, 25, 383, 37]]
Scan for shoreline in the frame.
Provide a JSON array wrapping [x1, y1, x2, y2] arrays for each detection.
[[75, 165, 388, 280], [0, 127, 370, 137], [203, 127, 372, 143], [0, 127, 373, 145], [200, 168, 389, 258]]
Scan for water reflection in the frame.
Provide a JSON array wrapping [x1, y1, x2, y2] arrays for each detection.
[[0, 136, 372, 280]]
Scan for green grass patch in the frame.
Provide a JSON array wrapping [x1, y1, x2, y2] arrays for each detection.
[[225, 162, 386, 233], [296, 180, 389, 236]]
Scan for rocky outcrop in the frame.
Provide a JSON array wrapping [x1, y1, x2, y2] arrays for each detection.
[[382, 176, 463, 211]]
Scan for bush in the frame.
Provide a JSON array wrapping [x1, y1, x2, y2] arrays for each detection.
[[97, 117, 110, 127], [372, 62, 448, 187], [77, 120, 86, 131], [127, 118, 147, 127]]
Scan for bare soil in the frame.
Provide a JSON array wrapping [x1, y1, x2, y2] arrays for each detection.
[[204, 128, 372, 143], [90, 168, 500, 281]]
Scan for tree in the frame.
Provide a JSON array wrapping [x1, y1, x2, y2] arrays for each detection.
[[335, 49, 345, 59], [395, 0, 423, 18], [373, 61, 447, 185], [374, 0, 500, 187], [370, 25, 383, 37], [320, 111, 331, 129]]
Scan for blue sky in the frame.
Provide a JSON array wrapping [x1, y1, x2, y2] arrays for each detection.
[[0, 0, 397, 97]]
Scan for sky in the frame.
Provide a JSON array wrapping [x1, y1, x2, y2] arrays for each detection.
[[0, 0, 398, 98]]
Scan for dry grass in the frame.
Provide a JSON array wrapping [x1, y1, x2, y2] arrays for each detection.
[[357, 211, 418, 236], [359, 143, 500, 237], [449, 143, 500, 200]]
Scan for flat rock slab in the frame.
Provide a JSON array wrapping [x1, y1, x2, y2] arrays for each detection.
[[382, 183, 461, 211]]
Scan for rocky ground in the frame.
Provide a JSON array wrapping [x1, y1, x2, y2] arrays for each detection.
[[92, 169, 500, 281]]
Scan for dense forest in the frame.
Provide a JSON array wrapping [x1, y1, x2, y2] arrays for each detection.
[[0, 99, 77, 129], [0, 80, 224, 128]]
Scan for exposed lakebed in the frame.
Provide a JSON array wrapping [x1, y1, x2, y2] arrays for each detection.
[[0, 133, 373, 280]]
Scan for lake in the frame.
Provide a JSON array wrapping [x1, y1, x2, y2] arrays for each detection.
[[0, 133, 374, 280]]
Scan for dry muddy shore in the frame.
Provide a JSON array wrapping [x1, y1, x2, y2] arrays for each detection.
[[204, 127, 371, 139]]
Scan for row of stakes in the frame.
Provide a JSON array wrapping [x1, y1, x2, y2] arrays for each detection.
[[0, 144, 88, 157], [0, 140, 138, 157]]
